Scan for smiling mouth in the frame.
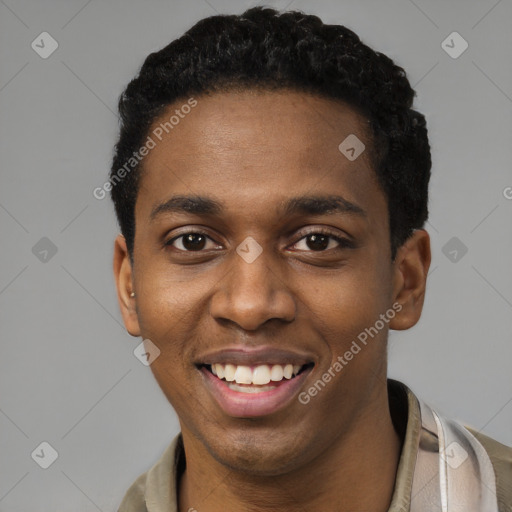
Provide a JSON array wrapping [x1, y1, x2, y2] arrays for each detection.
[[199, 362, 314, 393]]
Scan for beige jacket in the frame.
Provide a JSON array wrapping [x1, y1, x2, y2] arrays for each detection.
[[117, 380, 512, 511]]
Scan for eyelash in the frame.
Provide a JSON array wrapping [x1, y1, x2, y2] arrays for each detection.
[[165, 228, 354, 253]]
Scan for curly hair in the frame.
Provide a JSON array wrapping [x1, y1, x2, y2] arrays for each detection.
[[110, 6, 431, 260]]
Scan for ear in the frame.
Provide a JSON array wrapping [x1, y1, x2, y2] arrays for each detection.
[[389, 229, 431, 330], [113, 234, 141, 337]]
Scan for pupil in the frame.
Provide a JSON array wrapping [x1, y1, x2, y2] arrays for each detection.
[[307, 234, 328, 251], [183, 233, 206, 251]]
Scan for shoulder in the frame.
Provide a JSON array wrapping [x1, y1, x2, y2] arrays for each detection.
[[466, 426, 512, 511], [116, 434, 183, 512], [117, 471, 149, 512]]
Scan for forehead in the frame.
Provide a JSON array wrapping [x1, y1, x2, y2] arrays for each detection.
[[136, 89, 383, 223]]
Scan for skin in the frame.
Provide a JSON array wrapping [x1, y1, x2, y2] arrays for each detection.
[[114, 89, 431, 512]]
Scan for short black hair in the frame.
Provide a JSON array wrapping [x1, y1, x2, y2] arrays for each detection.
[[110, 6, 431, 260]]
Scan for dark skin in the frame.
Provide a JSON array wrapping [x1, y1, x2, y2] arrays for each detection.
[[114, 89, 431, 512]]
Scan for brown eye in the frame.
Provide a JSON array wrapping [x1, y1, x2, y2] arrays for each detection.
[[292, 231, 352, 252], [304, 234, 330, 251], [166, 232, 219, 252], [181, 233, 206, 251]]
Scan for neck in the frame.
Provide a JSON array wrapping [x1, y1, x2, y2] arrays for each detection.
[[179, 385, 402, 512]]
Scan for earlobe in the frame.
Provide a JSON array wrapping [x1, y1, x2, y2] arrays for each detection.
[[389, 229, 431, 331], [113, 234, 141, 337]]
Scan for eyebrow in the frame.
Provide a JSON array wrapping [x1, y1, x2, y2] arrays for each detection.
[[149, 194, 366, 221], [281, 195, 366, 218]]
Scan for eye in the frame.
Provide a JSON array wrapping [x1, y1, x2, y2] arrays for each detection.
[[165, 231, 221, 252], [292, 230, 353, 252], [164, 229, 353, 254]]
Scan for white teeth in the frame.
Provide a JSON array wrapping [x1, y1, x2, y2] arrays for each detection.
[[233, 365, 252, 384], [252, 365, 271, 385], [283, 364, 293, 379], [215, 364, 225, 379], [209, 362, 305, 385], [270, 364, 284, 381], [227, 382, 276, 393], [224, 363, 236, 382]]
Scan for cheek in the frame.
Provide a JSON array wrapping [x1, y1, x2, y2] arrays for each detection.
[[134, 259, 212, 340], [304, 264, 393, 393], [137, 295, 202, 418], [132, 263, 217, 395], [133, 287, 195, 389], [310, 262, 391, 337], [302, 274, 392, 415]]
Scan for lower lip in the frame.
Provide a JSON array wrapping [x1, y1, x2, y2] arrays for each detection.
[[200, 366, 312, 418]]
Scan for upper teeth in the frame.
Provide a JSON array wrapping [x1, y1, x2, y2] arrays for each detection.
[[210, 363, 302, 385]]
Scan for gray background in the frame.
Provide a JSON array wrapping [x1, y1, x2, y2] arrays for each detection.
[[1, 0, 511, 510]]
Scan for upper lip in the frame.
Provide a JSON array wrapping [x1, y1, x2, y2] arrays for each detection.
[[196, 346, 316, 367]]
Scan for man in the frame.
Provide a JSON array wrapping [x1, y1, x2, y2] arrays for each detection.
[[111, 7, 511, 511]]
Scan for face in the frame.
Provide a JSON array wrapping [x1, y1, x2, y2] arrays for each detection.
[[114, 89, 429, 476]]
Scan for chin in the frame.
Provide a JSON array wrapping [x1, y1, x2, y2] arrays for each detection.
[[201, 425, 316, 477]]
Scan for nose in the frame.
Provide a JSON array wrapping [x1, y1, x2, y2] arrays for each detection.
[[209, 246, 297, 331]]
